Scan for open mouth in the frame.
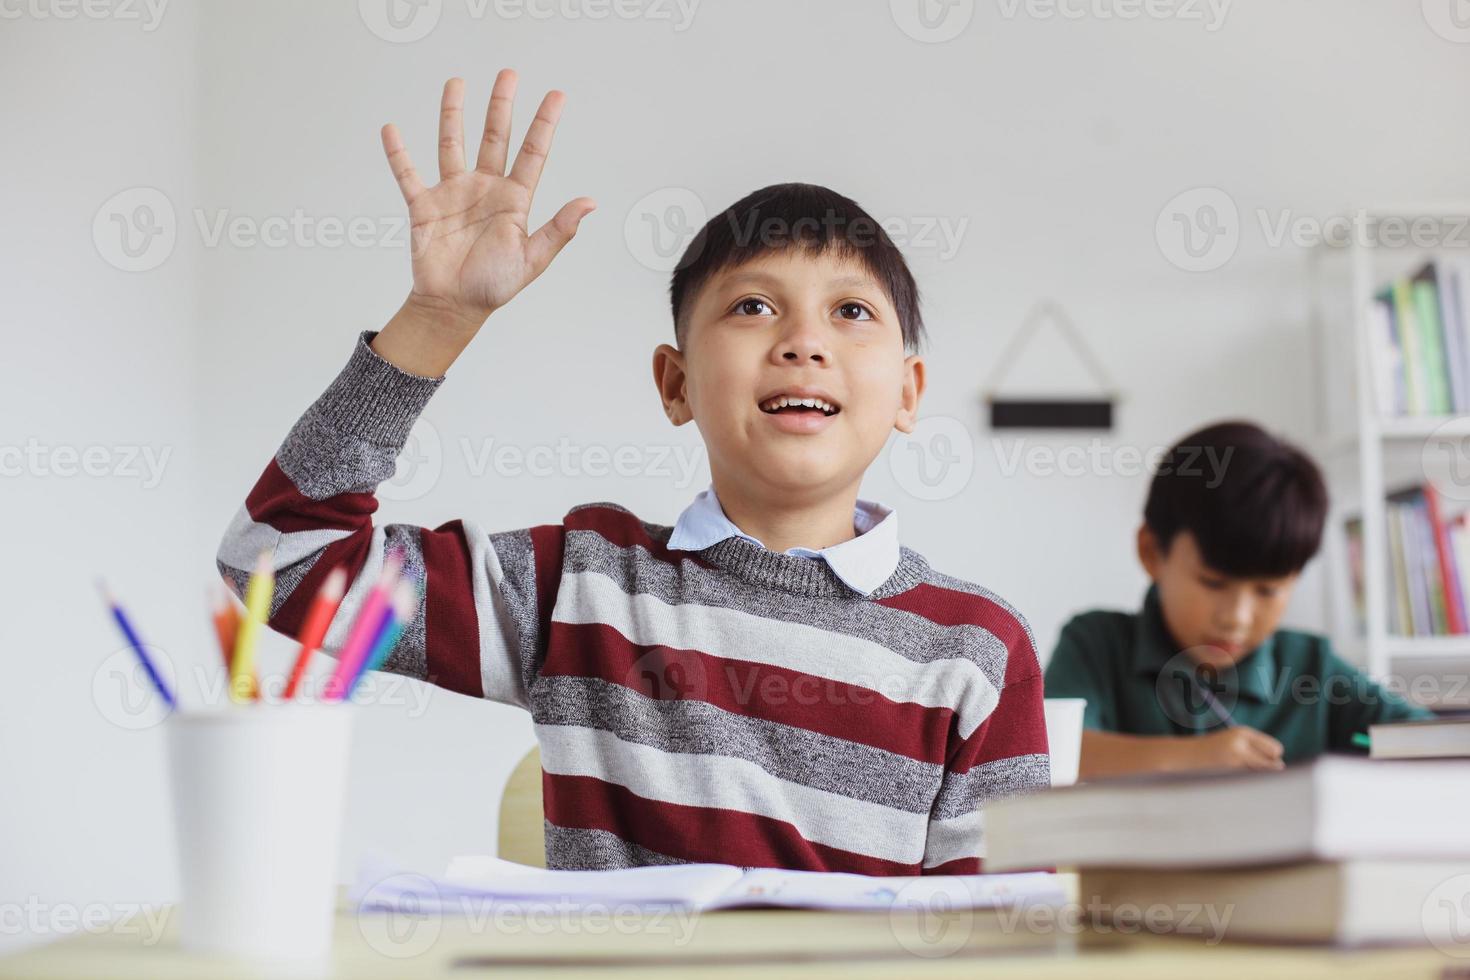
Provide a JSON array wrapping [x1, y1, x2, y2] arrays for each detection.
[[758, 394, 841, 418]]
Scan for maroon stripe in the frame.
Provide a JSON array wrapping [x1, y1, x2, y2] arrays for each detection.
[[529, 524, 565, 651], [541, 621, 950, 764], [924, 857, 983, 875], [245, 458, 376, 534], [419, 521, 482, 698], [878, 583, 1039, 668], [563, 504, 719, 570], [542, 772, 919, 876], [950, 674, 1049, 774], [267, 531, 372, 638]]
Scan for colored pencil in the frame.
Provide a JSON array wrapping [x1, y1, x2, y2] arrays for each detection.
[[230, 550, 273, 704], [283, 567, 349, 701], [210, 582, 240, 674], [97, 580, 176, 710], [324, 548, 404, 701], [346, 577, 419, 698]]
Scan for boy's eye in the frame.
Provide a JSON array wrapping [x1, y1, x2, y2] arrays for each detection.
[[837, 302, 873, 321], [734, 298, 773, 316], [1198, 576, 1227, 591]]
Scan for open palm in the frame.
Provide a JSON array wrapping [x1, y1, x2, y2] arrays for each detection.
[[382, 70, 595, 320]]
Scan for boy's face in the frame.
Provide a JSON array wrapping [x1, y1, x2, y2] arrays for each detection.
[[1137, 526, 1299, 670], [652, 249, 924, 501]]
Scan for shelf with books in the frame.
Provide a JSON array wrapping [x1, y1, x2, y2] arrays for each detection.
[[1311, 207, 1470, 684]]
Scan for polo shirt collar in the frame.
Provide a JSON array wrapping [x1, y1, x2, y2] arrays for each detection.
[[666, 482, 900, 596], [1132, 584, 1278, 702]]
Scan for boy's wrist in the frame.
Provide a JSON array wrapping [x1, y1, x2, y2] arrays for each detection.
[[371, 294, 490, 378]]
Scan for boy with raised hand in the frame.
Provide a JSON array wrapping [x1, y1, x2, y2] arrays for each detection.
[[217, 69, 1049, 874], [1045, 421, 1432, 780]]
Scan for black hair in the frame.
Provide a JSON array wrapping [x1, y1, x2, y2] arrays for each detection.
[[1144, 420, 1329, 578], [667, 182, 925, 353]]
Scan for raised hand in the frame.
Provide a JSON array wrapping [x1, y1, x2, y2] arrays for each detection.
[[372, 70, 595, 375]]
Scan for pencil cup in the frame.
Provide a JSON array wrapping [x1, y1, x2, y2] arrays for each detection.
[[1042, 697, 1086, 786], [166, 703, 353, 969]]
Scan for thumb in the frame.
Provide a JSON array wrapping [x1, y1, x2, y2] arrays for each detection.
[[526, 197, 596, 280]]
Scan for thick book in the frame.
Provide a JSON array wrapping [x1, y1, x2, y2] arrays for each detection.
[[984, 756, 1470, 872], [1079, 861, 1470, 946], [351, 854, 1066, 914], [1369, 716, 1470, 759]]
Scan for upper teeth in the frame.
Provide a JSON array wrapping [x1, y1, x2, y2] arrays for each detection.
[[762, 395, 836, 414]]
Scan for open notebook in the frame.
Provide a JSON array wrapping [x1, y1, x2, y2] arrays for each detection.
[[352, 854, 1065, 914]]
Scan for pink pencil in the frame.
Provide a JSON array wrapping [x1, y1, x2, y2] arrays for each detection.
[[323, 548, 404, 701]]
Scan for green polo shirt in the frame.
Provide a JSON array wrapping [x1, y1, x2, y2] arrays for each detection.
[[1043, 585, 1433, 764]]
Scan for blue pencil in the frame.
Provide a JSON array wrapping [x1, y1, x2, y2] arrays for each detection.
[[97, 580, 177, 711]]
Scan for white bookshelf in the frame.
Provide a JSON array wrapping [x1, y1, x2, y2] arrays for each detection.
[[1312, 206, 1470, 686]]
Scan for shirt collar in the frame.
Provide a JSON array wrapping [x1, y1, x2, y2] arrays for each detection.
[[666, 482, 901, 596], [1132, 584, 1278, 703]]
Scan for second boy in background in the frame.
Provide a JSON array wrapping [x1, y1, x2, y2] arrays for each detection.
[[1046, 421, 1432, 779]]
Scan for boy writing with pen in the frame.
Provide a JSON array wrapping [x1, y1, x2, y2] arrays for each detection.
[[215, 70, 1050, 874], [1044, 421, 1432, 779]]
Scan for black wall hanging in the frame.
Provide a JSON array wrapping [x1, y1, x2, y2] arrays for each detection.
[[982, 300, 1118, 430]]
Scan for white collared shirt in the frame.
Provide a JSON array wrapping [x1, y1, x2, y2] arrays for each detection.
[[665, 482, 901, 596]]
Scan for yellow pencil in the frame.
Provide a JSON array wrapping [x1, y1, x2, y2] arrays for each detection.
[[230, 550, 273, 704]]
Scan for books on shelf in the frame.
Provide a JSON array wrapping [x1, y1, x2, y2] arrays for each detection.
[[1368, 260, 1470, 417], [1344, 484, 1469, 637]]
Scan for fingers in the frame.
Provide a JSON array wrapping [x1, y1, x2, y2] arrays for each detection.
[[474, 68, 518, 176], [380, 123, 426, 206], [508, 89, 566, 196], [525, 197, 596, 279], [438, 77, 467, 181]]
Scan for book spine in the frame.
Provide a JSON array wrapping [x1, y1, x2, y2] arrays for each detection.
[[1424, 483, 1467, 634], [1393, 281, 1426, 415], [1413, 275, 1452, 415]]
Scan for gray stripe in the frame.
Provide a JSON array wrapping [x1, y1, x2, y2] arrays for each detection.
[[931, 753, 1051, 821], [485, 526, 547, 698], [530, 675, 941, 814], [376, 525, 428, 681], [562, 525, 1011, 691], [542, 824, 691, 871]]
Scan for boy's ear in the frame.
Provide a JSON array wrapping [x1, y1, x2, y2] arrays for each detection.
[[1136, 524, 1164, 580], [652, 343, 691, 425], [893, 355, 926, 434]]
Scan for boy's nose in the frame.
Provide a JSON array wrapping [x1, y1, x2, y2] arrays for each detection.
[[773, 319, 831, 365]]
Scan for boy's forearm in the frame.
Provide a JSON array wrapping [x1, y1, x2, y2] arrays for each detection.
[[370, 295, 489, 379], [1077, 730, 1195, 780]]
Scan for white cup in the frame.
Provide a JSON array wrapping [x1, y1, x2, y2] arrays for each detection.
[[166, 703, 353, 970], [1043, 698, 1086, 786]]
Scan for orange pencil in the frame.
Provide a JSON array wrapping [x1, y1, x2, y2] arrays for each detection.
[[284, 567, 349, 701], [210, 582, 241, 673]]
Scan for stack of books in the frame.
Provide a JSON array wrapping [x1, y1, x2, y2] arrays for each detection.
[[984, 756, 1470, 945], [1345, 483, 1470, 637], [1368, 260, 1470, 417]]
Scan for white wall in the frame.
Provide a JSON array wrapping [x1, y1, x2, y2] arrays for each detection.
[[6, 0, 1470, 952]]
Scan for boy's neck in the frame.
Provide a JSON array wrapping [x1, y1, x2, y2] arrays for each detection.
[[710, 475, 863, 554]]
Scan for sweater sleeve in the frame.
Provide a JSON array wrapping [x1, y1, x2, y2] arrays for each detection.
[[921, 609, 1052, 875], [214, 329, 564, 707]]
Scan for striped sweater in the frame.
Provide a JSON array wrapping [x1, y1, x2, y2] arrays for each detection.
[[217, 330, 1051, 875]]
